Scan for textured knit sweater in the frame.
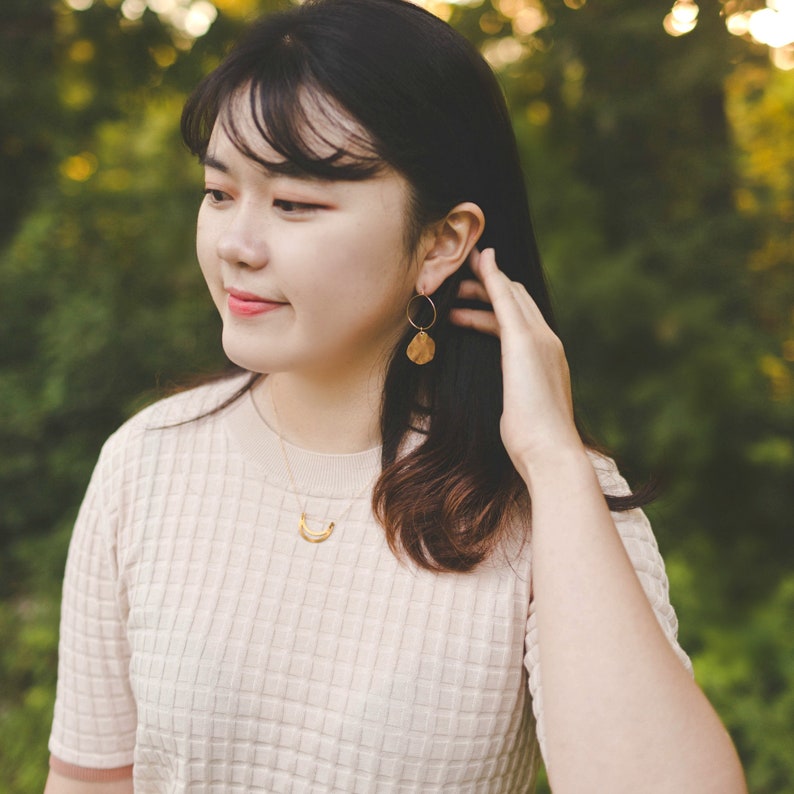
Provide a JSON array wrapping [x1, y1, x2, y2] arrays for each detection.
[[49, 376, 691, 792]]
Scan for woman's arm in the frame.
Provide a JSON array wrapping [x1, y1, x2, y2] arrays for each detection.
[[451, 248, 747, 794], [526, 449, 743, 793], [43, 770, 133, 794]]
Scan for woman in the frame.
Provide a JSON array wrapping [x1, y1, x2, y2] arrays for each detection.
[[45, 0, 747, 791]]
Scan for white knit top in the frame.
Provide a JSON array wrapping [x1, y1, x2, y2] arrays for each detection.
[[48, 376, 691, 792]]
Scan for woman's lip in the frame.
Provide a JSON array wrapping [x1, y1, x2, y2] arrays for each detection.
[[226, 290, 285, 317]]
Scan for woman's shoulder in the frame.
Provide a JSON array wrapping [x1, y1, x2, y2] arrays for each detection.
[[102, 371, 253, 456], [73, 373, 254, 521], [585, 448, 631, 497]]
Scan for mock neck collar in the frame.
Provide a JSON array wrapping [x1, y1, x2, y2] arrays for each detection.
[[223, 389, 382, 498]]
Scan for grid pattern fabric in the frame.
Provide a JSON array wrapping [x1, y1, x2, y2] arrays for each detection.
[[49, 377, 689, 792]]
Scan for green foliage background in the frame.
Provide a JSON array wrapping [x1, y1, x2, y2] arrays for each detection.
[[1, 0, 792, 791]]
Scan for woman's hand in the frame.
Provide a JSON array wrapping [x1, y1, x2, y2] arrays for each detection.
[[449, 248, 584, 481], [452, 249, 748, 794]]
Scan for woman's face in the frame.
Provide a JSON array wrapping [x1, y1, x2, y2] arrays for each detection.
[[196, 101, 420, 382]]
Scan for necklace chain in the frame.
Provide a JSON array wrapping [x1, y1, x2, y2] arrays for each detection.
[[270, 384, 374, 543]]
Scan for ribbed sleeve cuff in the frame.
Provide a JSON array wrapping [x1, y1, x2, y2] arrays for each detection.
[[49, 755, 133, 782]]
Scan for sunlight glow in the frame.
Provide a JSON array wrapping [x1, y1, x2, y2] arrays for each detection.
[[118, 0, 219, 38], [481, 35, 525, 69], [412, 0, 553, 30], [748, 6, 794, 47], [672, 0, 699, 23], [407, 0, 449, 20], [725, 0, 794, 67], [664, 0, 699, 37], [148, 0, 178, 12], [513, 6, 547, 36], [65, 0, 794, 66], [771, 44, 794, 68], [184, 1, 218, 36], [726, 10, 753, 36], [121, 0, 146, 21]]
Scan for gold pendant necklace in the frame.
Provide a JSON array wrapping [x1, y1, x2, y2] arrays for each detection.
[[298, 513, 335, 544], [270, 384, 374, 543]]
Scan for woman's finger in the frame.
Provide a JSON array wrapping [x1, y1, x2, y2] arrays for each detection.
[[448, 307, 500, 337], [457, 279, 491, 303], [474, 249, 550, 329], [470, 249, 542, 335], [507, 280, 547, 327]]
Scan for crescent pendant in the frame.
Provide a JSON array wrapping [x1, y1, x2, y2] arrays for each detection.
[[298, 512, 335, 543]]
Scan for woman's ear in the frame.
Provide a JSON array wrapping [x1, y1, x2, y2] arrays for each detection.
[[416, 202, 485, 294]]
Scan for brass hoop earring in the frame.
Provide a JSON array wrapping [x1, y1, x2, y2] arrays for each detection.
[[405, 292, 437, 365]]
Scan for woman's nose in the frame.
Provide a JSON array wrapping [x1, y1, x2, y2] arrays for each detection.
[[216, 208, 269, 269]]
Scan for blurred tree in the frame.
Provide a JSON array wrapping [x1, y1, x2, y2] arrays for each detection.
[[439, 1, 794, 787], [727, 60, 794, 381], [696, 575, 794, 792], [0, 5, 238, 788], [0, 0, 287, 574], [0, 0, 59, 246], [462, 0, 794, 602], [0, 97, 223, 563]]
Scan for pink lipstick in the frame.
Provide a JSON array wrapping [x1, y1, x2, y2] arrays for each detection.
[[226, 289, 285, 317]]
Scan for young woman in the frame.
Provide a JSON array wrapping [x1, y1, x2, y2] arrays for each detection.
[[45, 0, 747, 791]]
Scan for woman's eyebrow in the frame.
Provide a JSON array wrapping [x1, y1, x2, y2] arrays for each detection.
[[200, 152, 318, 183], [200, 154, 228, 173]]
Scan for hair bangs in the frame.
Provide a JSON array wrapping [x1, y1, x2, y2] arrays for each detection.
[[225, 81, 383, 181], [182, 34, 384, 182]]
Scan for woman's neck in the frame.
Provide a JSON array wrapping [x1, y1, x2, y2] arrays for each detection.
[[252, 370, 384, 454]]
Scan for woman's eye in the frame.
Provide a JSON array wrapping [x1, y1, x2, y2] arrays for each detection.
[[274, 199, 320, 214], [203, 188, 228, 203]]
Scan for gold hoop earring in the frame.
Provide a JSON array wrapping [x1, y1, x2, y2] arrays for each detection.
[[406, 292, 437, 365]]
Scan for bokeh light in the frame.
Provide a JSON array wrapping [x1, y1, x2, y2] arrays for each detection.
[[120, 0, 146, 21], [724, 0, 794, 69], [59, 152, 99, 182], [481, 35, 525, 68], [113, 0, 219, 38], [184, 1, 219, 37], [660, 0, 794, 68], [663, 0, 699, 37], [512, 6, 547, 37], [68, 40, 96, 63]]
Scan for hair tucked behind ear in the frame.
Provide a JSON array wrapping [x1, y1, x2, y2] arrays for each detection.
[[181, 0, 652, 572], [375, 285, 522, 571]]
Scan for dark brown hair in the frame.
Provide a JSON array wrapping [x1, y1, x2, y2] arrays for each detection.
[[181, 0, 650, 572]]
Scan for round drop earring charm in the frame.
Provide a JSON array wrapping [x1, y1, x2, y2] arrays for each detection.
[[406, 292, 437, 365]]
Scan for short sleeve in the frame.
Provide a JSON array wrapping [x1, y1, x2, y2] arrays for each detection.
[[523, 454, 693, 763], [48, 440, 137, 773]]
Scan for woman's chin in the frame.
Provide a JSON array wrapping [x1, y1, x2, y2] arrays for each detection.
[[220, 339, 274, 375]]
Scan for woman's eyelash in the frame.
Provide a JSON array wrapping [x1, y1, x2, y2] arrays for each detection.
[[274, 199, 320, 212], [202, 191, 322, 212]]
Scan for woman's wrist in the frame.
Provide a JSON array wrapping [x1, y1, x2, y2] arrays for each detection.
[[515, 441, 594, 498]]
